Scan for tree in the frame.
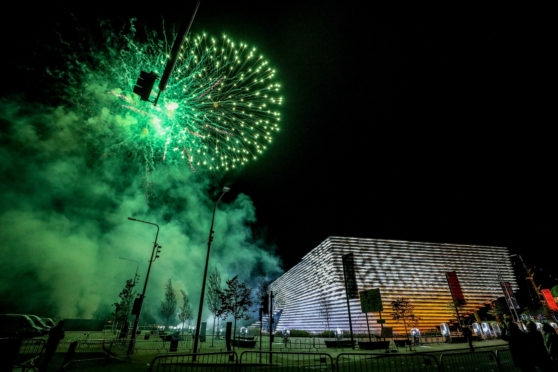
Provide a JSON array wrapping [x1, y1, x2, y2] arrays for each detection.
[[160, 279, 177, 329], [178, 289, 192, 334], [255, 279, 269, 312], [391, 298, 419, 339], [112, 278, 136, 337], [218, 275, 253, 342], [207, 268, 223, 345]]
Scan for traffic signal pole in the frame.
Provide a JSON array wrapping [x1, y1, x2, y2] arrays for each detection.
[[127, 218, 160, 355], [154, 0, 200, 105], [132, 1, 200, 105]]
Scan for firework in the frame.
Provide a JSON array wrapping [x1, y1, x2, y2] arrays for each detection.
[[104, 29, 283, 172]]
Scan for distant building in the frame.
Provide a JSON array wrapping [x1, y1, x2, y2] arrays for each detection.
[[269, 237, 517, 335]]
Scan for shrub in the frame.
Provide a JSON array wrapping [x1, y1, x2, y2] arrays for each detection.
[[286, 329, 312, 337]]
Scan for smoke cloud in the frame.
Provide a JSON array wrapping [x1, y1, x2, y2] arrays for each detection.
[[0, 18, 282, 322]]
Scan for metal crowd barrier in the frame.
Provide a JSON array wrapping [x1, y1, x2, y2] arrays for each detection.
[[494, 348, 521, 371], [337, 352, 440, 372], [74, 338, 106, 352], [439, 350, 501, 372], [60, 339, 116, 370], [0, 337, 46, 371], [240, 351, 334, 371], [149, 351, 238, 372], [57, 338, 105, 352], [147, 347, 518, 372], [17, 338, 46, 371], [134, 338, 197, 352]]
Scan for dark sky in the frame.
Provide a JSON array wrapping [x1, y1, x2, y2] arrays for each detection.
[[3, 3, 556, 281]]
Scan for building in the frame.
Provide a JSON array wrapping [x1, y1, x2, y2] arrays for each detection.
[[269, 237, 517, 335]]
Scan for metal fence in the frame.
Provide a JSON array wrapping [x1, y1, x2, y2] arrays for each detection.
[[54, 333, 489, 353], [337, 353, 440, 372], [0, 337, 45, 371], [240, 351, 334, 371], [149, 351, 238, 372], [147, 347, 519, 372], [439, 350, 500, 372], [494, 349, 522, 372], [17, 338, 46, 370]]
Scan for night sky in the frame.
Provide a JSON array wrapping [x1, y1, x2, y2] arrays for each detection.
[[3, 2, 556, 285]]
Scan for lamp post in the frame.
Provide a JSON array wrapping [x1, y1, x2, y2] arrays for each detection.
[[510, 254, 546, 310], [126, 217, 160, 355], [192, 186, 230, 355]]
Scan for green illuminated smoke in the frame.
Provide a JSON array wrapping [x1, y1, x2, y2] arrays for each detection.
[[0, 20, 282, 320]]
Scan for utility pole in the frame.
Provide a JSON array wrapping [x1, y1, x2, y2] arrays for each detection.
[[513, 254, 547, 311], [192, 187, 230, 357], [269, 291, 273, 364], [342, 254, 356, 349], [126, 217, 161, 355]]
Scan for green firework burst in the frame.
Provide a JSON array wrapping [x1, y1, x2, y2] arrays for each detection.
[[103, 29, 283, 172]]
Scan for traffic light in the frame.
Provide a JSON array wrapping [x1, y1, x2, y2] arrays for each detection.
[[155, 244, 162, 260], [133, 71, 158, 102]]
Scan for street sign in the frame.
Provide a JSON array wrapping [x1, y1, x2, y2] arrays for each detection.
[[446, 271, 466, 306], [376, 319, 386, 324], [342, 253, 359, 299], [360, 288, 383, 313], [380, 326, 393, 338], [542, 289, 558, 311]]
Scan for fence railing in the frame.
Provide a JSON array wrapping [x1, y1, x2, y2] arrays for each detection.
[[494, 348, 521, 371], [17, 338, 46, 370], [147, 348, 518, 372], [240, 351, 334, 371], [0, 337, 45, 370], [439, 349, 502, 372], [149, 351, 238, 372], [338, 352, 441, 371]]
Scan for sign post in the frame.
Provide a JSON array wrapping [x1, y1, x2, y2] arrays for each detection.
[[360, 288, 383, 342], [269, 291, 274, 364], [342, 254, 358, 349], [500, 281, 520, 322], [445, 271, 466, 330]]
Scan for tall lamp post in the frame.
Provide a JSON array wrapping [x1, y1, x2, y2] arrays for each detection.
[[192, 186, 230, 355], [126, 217, 161, 355], [511, 254, 546, 311]]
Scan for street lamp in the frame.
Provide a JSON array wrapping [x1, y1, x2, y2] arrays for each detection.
[[192, 186, 230, 355], [126, 217, 161, 355], [510, 254, 546, 310]]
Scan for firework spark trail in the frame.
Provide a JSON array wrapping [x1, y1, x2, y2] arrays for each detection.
[[183, 146, 196, 171], [195, 76, 224, 101], [121, 105, 149, 116], [107, 90, 133, 103], [97, 29, 283, 173], [203, 124, 234, 137]]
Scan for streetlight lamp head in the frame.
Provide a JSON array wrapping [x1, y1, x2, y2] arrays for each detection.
[[128, 217, 137, 221], [222, 186, 231, 193]]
